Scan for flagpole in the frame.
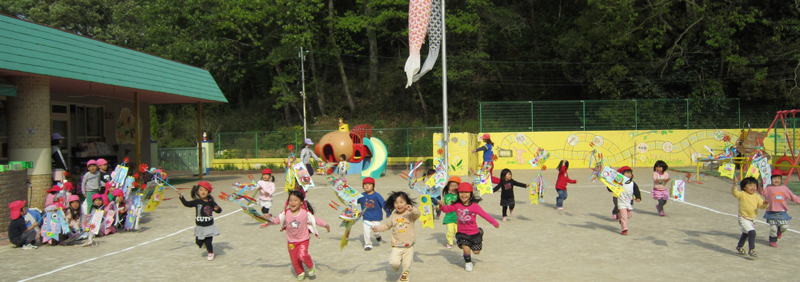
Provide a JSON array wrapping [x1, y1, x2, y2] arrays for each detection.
[[442, 0, 449, 179]]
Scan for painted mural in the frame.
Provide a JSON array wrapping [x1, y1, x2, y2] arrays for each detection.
[[116, 108, 141, 145], [436, 129, 786, 174]]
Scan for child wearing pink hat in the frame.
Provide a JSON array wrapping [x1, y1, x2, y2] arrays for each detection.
[[45, 185, 63, 208], [111, 189, 128, 229], [7, 200, 38, 249], [96, 158, 111, 194], [66, 195, 83, 232], [82, 160, 101, 213], [759, 170, 800, 247]]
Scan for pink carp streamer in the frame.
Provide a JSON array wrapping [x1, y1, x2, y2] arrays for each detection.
[[412, 0, 442, 83], [405, 0, 433, 88]]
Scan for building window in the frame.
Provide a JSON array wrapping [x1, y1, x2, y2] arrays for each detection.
[[70, 105, 104, 143]]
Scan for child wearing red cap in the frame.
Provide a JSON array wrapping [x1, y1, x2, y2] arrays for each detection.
[[45, 185, 63, 208], [609, 166, 641, 219], [7, 200, 38, 249], [472, 133, 499, 184], [257, 168, 276, 228], [612, 166, 640, 235], [440, 183, 499, 272], [111, 189, 128, 229], [178, 181, 222, 261], [357, 177, 385, 251], [82, 159, 101, 213], [759, 170, 800, 247], [372, 191, 419, 281]]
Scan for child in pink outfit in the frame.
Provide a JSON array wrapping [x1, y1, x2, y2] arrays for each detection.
[[440, 183, 499, 272], [759, 170, 800, 247], [652, 160, 671, 216], [257, 169, 276, 227], [279, 190, 329, 281]]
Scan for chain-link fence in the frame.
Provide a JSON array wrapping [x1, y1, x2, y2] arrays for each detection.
[[480, 98, 785, 132], [214, 127, 443, 159]]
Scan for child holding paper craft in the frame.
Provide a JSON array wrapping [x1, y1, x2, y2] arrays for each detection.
[[613, 166, 640, 235], [555, 160, 577, 210], [300, 138, 322, 177], [492, 169, 528, 221], [258, 169, 276, 228], [610, 167, 641, 219], [759, 171, 800, 247], [82, 160, 101, 213], [278, 190, 330, 281], [66, 195, 83, 231], [111, 189, 127, 229], [97, 158, 111, 194], [372, 191, 420, 282], [472, 133, 499, 184], [357, 177, 385, 251], [424, 168, 442, 218], [733, 177, 768, 257], [337, 154, 349, 179], [89, 193, 106, 213], [652, 160, 671, 216], [7, 200, 38, 249], [178, 181, 222, 261], [442, 177, 461, 249], [441, 183, 499, 272]]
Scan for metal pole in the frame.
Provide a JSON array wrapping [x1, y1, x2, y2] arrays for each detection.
[[442, 0, 449, 177], [196, 101, 203, 180], [300, 47, 307, 140]]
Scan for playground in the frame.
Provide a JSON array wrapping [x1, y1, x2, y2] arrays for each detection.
[[3, 165, 800, 282]]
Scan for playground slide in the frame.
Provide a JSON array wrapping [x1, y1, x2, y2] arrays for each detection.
[[361, 137, 388, 179]]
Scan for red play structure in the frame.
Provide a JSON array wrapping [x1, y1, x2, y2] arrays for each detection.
[[759, 109, 800, 185]]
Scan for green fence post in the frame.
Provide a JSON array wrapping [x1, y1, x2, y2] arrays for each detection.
[[634, 100, 638, 130], [255, 132, 259, 158], [530, 101, 534, 131], [582, 100, 586, 131], [737, 99, 741, 128], [479, 103, 483, 132], [686, 99, 690, 129]]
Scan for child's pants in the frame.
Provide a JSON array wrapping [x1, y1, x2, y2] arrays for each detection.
[[769, 221, 789, 242], [737, 217, 756, 250], [288, 240, 314, 275], [445, 223, 457, 245], [618, 209, 631, 231], [196, 236, 214, 253], [556, 189, 568, 208], [390, 246, 414, 272], [362, 220, 381, 248], [11, 229, 36, 247]]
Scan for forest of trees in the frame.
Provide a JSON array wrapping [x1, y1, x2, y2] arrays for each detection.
[[2, 0, 799, 146]]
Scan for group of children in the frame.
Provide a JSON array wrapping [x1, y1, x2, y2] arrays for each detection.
[[10, 158, 800, 280]]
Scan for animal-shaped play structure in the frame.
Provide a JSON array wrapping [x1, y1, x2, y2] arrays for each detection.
[[315, 124, 388, 179]]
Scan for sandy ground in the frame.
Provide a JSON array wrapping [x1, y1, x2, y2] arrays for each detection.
[[2, 167, 800, 282]]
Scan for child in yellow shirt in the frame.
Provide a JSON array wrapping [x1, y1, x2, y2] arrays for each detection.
[[732, 177, 768, 257]]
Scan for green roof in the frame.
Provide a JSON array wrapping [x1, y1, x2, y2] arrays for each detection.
[[0, 14, 227, 103]]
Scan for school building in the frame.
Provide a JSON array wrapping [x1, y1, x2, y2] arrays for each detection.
[[0, 14, 227, 229]]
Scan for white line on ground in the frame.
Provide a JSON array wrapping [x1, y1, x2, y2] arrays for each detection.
[[16, 187, 317, 282]]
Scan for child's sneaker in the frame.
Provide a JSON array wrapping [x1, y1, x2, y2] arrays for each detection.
[[10, 244, 18, 249], [399, 271, 409, 281], [502, 217, 507, 222], [769, 242, 777, 248], [365, 246, 372, 251], [307, 268, 316, 277], [260, 222, 269, 228], [465, 262, 473, 272], [612, 214, 617, 220], [21, 244, 34, 250], [748, 249, 758, 257], [446, 244, 452, 249], [621, 230, 628, 235], [659, 211, 665, 217], [376, 235, 382, 242], [297, 272, 305, 281], [556, 207, 563, 210], [207, 253, 215, 261], [736, 246, 745, 255]]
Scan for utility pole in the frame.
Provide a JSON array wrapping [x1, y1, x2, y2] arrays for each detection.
[[299, 47, 307, 140]]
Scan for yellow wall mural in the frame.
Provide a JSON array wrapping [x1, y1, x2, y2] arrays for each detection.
[[436, 129, 792, 175]]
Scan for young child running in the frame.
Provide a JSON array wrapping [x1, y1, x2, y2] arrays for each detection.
[[555, 160, 577, 210], [492, 169, 528, 221], [614, 166, 640, 235], [610, 167, 641, 219], [257, 168, 276, 228], [373, 191, 420, 282], [442, 176, 460, 249], [357, 177, 385, 251], [178, 181, 222, 261], [759, 170, 800, 247], [733, 177, 768, 257], [440, 183, 499, 272], [278, 190, 330, 281], [652, 160, 671, 216]]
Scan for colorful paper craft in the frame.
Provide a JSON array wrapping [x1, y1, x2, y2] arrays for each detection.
[[474, 162, 493, 195], [41, 207, 69, 244], [88, 210, 104, 235], [752, 156, 772, 186], [419, 195, 434, 229], [144, 185, 166, 212], [293, 163, 315, 191], [672, 179, 686, 202], [599, 166, 629, 197], [125, 195, 143, 230], [718, 162, 735, 179]]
